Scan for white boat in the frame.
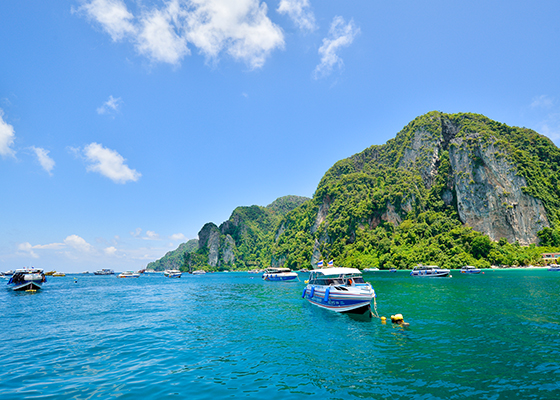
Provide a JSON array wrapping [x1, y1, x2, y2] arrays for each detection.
[[117, 271, 140, 278], [7, 267, 46, 291], [192, 270, 206, 275], [461, 265, 481, 274], [410, 265, 450, 277], [363, 267, 379, 272], [302, 267, 376, 316], [547, 264, 560, 271], [94, 268, 114, 275], [262, 267, 298, 282], [165, 269, 182, 278]]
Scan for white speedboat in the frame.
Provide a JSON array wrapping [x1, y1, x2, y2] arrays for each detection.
[[94, 268, 114, 275], [192, 270, 206, 275], [262, 267, 298, 282], [302, 267, 376, 316], [165, 269, 182, 278], [117, 271, 140, 278], [7, 267, 46, 291], [547, 264, 560, 271], [363, 267, 379, 272], [410, 265, 450, 277], [461, 265, 481, 274]]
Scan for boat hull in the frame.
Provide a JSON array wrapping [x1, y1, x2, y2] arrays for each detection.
[[12, 281, 43, 291], [303, 285, 374, 314], [262, 273, 298, 282], [410, 271, 449, 277]]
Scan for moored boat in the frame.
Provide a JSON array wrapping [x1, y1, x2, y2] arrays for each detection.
[[262, 267, 298, 282], [461, 265, 481, 274], [363, 267, 379, 272], [52, 272, 65, 277], [165, 269, 182, 278], [410, 265, 450, 277], [192, 270, 206, 275], [302, 267, 376, 317], [7, 267, 46, 291], [94, 268, 114, 275], [117, 271, 140, 278], [547, 264, 560, 271]]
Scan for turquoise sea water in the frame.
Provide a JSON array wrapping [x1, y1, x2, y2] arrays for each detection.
[[1, 270, 560, 399]]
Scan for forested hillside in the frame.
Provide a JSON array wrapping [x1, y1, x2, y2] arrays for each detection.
[[150, 112, 560, 271]]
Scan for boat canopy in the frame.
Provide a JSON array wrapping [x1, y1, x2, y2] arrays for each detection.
[[312, 267, 361, 276]]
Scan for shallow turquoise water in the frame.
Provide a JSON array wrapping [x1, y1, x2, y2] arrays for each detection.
[[1, 270, 560, 399]]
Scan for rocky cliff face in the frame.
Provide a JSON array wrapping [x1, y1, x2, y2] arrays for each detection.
[[449, 134, 548, 244], [283, 112, 555, 266], [396, 115, 549, 244]]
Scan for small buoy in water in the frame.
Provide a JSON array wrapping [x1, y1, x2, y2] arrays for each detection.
[[449, 274, 452, 278], [482, 272, 485, 274], [304, 280, 309, 284], [391, 314, 410, 327], [380, 316, 387, 324]]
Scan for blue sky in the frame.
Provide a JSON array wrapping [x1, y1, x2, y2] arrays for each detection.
[[2, 0, 560, 273]]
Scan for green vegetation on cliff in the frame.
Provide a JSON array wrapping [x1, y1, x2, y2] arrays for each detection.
[[151, 112, 560, 271]]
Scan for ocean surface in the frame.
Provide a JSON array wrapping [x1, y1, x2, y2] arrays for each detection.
[[1, 269, 560, 399]]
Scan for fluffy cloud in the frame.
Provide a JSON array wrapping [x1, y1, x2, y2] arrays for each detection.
[[313, 16, 359, 79], [0, 109, 16, 157], [144, 230, 160, 240], [104, 246, 118, 255], [64, 235, 94, 252], [31, 146, 55, 175], [169, 233, 186, 241], [277, 0, 316, 31], [82, 142, 141, 184], [80, 0, 136, 41], [136, 2, 189, 65], [97, 95, 123, 115], [79, 0, 284, 68]]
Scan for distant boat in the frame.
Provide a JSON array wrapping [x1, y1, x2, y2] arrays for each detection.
[[547, 264, 560, 271], [262, 267, 298, 282], [117, 271, 140, 278], [52, 272, 65, 277], [45, 271, 56, 276], [363, 268, 379, 272], [3, 270, 14, 276], [192, 270, 206, 275], [7, 267, 46, 291], [461, 265, 481, 274], [94, 269, 114, 275], [410, 265, 450, 277], [165, 269, 182, 278]]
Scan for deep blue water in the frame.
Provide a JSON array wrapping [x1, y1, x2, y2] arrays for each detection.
[[1, 270, 560, 399]]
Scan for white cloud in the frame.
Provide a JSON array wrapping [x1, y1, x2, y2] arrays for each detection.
[[97, 95, 123, 115], [83, 142, 141, 184], [531, 95, 554, 109], [131, 228, 142, 237], [277, 0, 316, 32], [104, 246, 118, 255], [170, 233, 186, 241], [17, 242, 39, 258], [0, 109, 16, 158], [313, 16, 359, 79], [64, 235, 94, 252], [136, 2, 189, 65], [79, 0, 284, 69], [31, 146, 55, 175], [80, 0, 136, 41], [144, 230, 160, 240]]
